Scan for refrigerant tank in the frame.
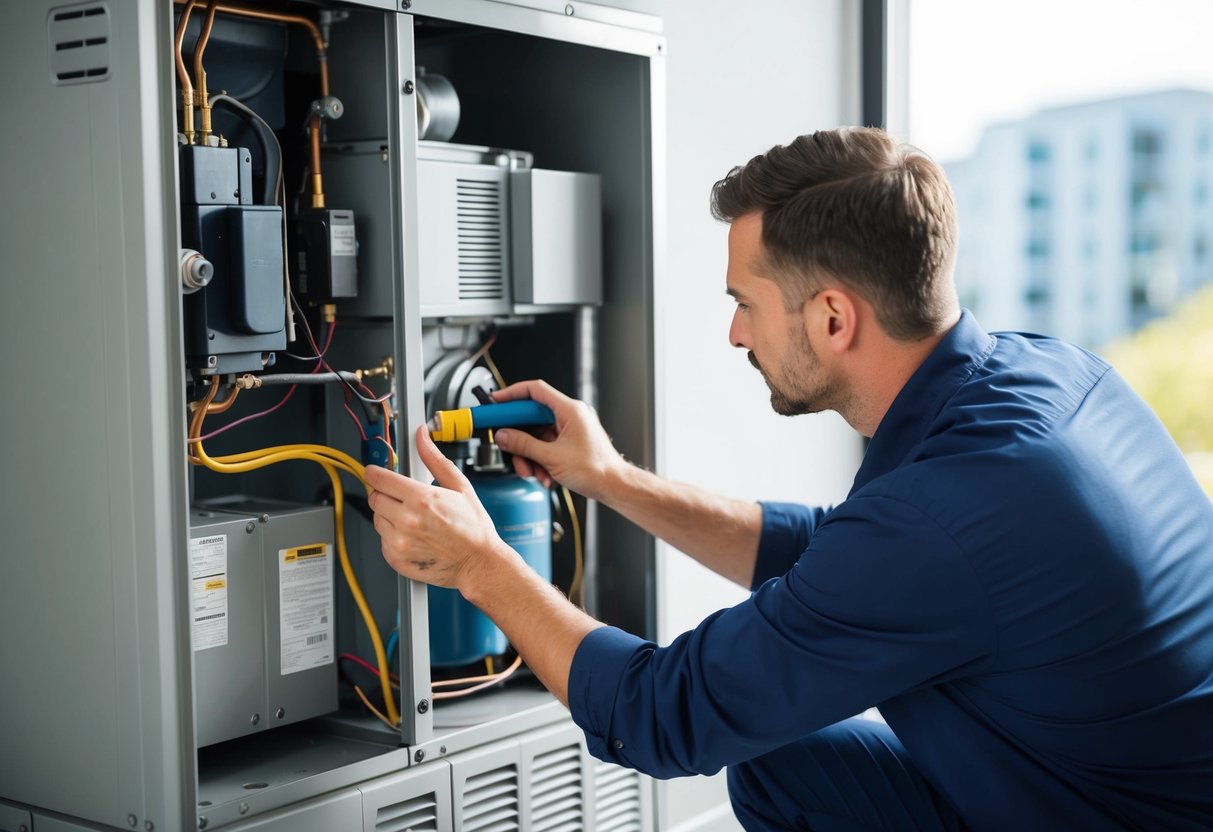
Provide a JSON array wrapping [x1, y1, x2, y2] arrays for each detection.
[[428, 462, 551, 667]]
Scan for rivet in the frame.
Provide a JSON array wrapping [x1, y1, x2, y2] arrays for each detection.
[[414, 749, 425, 763], [128, 814, 137, 827], [245, 521, 256, 533], [565, 3, 574, 15], [250, 713, 261, 726], [239, 802, 249, 815], [145, 822, 155, 831], [417, 699, 430, 714], [198, 817, 208, 830], [260, 513, 270, 523], [439, 745, 447, 754], [403, 80, 415, 95], [276, 707, 285, 719], [401, 0, 411, 8]]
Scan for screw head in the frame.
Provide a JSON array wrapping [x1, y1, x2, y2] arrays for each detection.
[[565, 3, 574, 15], [401, 0, 411, 9], [209, 192, 216, 200], [245, 521, 256, 534], [260, 513, 270, 523], [403, 80, 415, 95], [128, 815, 137, 827], [414, 749, 425, 763], [250, 713, 261, 726], [239, 802, 249, 815], [145, 823, 155, 832], [439, 745, 447, 754], [417, 699, 430, 714], [198, 816, 208, 830], [276, 707, 285, 719], [207, 332, 216, 341]]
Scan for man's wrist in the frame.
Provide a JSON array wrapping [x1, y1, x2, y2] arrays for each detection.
[[459, 539, 526, 608]]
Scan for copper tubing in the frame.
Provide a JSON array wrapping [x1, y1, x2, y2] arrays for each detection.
[[206, 384, 241, 414], [193, 0, 220, 143], [173, 0, 199, 143], [173, 0, 330, 203]]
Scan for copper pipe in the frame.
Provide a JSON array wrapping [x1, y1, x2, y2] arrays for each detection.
[[193, 0, 220, 143], [174, 0, 199, 143], [206, 384, 241, 415], [172, 0, 330, 201]]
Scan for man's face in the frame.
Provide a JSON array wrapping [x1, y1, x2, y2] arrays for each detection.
[[726, 213, 837, 416]]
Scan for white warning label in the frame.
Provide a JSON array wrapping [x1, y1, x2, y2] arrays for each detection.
[[280, 543, 333, 675], [189, 534, 228, 652], [330, 222, 357, 257]]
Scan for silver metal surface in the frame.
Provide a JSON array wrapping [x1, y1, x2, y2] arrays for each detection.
[[189, 503, 339, 748], [1, 1, 193, 829], [411, 0, 664, 42], [386, 12, 435, 748], [511, 169, 603, 306]]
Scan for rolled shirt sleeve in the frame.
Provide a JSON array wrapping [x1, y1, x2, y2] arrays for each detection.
[[752, 501, 830, 588], [567, 495, 997, 780]]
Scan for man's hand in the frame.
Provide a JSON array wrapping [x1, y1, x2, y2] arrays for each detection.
[[366, 425, 517, 594], [491, 380, 625, 500]]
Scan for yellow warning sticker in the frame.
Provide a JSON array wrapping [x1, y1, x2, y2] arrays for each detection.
[[204, 579, 226, 591]]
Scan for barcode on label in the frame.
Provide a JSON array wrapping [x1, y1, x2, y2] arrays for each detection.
[[306, 633, 328, 646]]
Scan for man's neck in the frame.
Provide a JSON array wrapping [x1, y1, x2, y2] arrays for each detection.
[[840, 314, 959, 438]]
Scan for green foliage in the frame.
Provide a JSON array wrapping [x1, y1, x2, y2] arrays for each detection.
[[1104, 286, 1213, 495]]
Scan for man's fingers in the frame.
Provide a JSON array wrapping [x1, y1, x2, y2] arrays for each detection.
[[414, 425, 473, 494], [365, 462, 427, 501], [494, 428, 552, 469], [492, 379, 572, 412]]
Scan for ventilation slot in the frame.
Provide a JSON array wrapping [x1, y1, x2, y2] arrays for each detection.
[[375, 792, 439, 832], [49, 2, 111, 85], [455, 178, 505, 301], [594, 762, 644, 832], [529, 745, 583, 832], [461, 764, 519, 832]]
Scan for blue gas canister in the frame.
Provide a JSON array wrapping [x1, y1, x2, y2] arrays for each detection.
[[427, 450, 551, 667]]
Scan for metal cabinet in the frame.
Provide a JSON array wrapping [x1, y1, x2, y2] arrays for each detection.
[[0, 0, 663, 830]]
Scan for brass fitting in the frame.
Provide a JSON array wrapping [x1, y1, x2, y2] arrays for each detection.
[[356, 356, 394, 381], [321, 303, 337, 324], [235, 374, 263, 389]]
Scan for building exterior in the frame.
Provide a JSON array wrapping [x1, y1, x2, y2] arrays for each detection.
[[946, 89, 1213, 347]]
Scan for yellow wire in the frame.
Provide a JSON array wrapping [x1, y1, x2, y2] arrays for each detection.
[[191, 433, 401, 727], [483, 351, 506, 389], [353, 684, 397, 730], [562, 485, 585, 608]]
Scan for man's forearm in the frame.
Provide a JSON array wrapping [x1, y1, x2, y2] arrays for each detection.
[[463, 543, 604, 706], [596, 463, 763, 588]]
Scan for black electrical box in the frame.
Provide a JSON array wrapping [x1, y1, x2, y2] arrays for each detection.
[[294, 208, 358, 301], [180, 144, 286, 374]]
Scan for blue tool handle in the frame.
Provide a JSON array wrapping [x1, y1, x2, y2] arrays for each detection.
[[470, 400, 555, 430]]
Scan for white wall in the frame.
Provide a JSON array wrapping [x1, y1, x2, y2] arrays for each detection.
[[654, 2, 866, 828]]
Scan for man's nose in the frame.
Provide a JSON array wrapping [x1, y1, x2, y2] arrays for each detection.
[[729, 307, 749, 349]]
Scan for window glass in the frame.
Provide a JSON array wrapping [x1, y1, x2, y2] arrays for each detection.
[[911, 0, 1213, 494]]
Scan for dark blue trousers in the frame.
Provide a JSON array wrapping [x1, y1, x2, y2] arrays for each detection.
[[727, 718, 969, 832]]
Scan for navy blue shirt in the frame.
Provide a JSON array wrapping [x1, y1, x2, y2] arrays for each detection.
[[568, 311, 1213, 830]]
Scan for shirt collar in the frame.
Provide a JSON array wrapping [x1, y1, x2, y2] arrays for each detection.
[[850, 309, 996, 495]]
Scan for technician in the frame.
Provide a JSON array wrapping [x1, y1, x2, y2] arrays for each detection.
[[366, 127, 1213, 831]]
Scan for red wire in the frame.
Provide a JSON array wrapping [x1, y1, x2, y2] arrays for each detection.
[[339, 652, 399, 682]]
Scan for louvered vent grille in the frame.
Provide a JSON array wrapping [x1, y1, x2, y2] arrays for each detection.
[[375, 792, 439, 832], [529, 745, 583, 832], [462, 764, 519, 832], [49, 3, 111, 85], [594, 762, 643, 832], [455, 177, 505, 301]]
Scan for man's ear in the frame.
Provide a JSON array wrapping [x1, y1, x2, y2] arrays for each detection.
[[805, 288, 858, 355]]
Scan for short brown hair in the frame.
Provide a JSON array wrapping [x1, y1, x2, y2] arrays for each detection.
[[711, 127, 959, 341]]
